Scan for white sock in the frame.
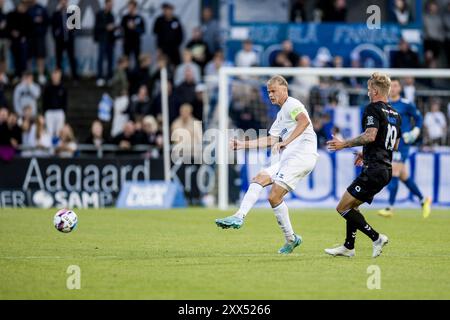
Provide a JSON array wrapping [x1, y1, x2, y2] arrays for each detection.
[[273, 201, 295, 242], [234, 183, 264, 219]]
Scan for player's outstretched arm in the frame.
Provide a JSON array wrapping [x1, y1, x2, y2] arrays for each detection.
[[327, 128, 378, 151], [229, 136, 278, 150]]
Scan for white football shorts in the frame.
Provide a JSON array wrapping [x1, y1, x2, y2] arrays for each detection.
[[262, 152, 318, 191]]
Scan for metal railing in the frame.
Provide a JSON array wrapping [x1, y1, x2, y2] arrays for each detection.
[[17, 144, 160, 159]]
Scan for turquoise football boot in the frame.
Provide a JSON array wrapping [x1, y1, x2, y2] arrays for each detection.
[[215, 215, 244, 229], [278, 234, 302, 254]]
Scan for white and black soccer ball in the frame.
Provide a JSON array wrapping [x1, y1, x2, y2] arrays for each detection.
[[53, 209, 78, 233]]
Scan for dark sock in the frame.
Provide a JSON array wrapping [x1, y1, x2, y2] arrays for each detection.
[[388, 177, 400, 207], [404, 178, 423, 201], [344, 220, 357, 250], [341, 208, 379, 242]]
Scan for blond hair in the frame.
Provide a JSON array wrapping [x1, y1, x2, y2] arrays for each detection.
[[368, 72, 391, 97], [267, 75, 288, 88]]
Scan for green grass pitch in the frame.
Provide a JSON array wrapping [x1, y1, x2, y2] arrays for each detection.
[[1, 208, 450, 299]]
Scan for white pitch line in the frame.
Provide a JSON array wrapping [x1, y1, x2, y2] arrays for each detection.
[[0, 256, 118, 260]]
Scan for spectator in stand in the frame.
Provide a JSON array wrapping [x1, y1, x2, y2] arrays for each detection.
[[334, 0, 348, 22], [204, 49, 232, 107], [0, 71, 7, 108], [175, 68, 197, 106], [235, 39, 259, 67], [19, 105, 34, 145], [186, 27, 211, 71], [129, 53, 151, 96], [347, 54, 365, 89], [174, 49, 201, 86], [0, 109, 20, 161], [443, 2, 450, 67], [171, 103, 202, 162], [281, 40, 299, 67], [391, 0, 411, 25], [0, 104, 7, 120], [42, 69, 67, 139], [191, 83, 205, 122], [271, 52, 292, 68], [318, 0, 347, 22], [403, 77, 416, 103], [270, 51, 294, 83], [151, 80, 180, 124], [127, 85, 151, 122], [448, 101, 450, 126], [392, 38, 420, 68], [141, 115, 163, 155], [52, 0, 79, 80], [85, 119, 108, 148], [13, 71, 41, 118], [55, 124, 77, 158], [332, 55, 344, 68], [149, 51, 174, 97], [313, 47, 332, 67], [323, 95, 338, 119], [423, 0, 445, 63], [113, 120, 139, 150], [94, 0, 117, 87], [0, 107, 13, 161], [292, 55, 319, 104], [230, 87, 264, 131], [448, 102, 450, 144], [111, 56, 129, 98], [331, 55, 345, 81], [6, 112, 22, 155], [0, 0, 8, 75], [424, 99, 447, 146], [290, 0, 307, 22], [7, 1, 32, 81], [153, 2, 183, 66], [312, 115, 327, 147], [27, 0, 49, 85], [23, 114, 53, 157], [424, 49, 438, 69], [205, 49, 232, 79], [322, 95, 338, 140], [121, 0, 145, 68], [0, 105, 7, 121], [201, 7, 221, 55]]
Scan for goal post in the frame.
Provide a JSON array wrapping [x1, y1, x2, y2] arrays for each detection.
[[217, 67, 450, 210]]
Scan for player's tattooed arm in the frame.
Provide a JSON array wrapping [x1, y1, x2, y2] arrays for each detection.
[[344, 128, 378, 148], [327, 128, 378, 151]]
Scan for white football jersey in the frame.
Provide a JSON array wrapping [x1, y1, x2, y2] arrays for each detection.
[[269, 96, 318, 155]]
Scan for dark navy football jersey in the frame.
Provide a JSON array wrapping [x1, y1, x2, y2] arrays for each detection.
[[362, 101, 402, 168]]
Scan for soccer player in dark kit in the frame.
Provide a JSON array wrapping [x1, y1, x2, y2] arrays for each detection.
[[325, 72, 402, 258]]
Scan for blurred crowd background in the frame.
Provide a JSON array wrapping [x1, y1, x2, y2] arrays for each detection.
[[0, 0, 449, 163]]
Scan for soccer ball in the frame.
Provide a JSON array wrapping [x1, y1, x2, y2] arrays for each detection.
[[53, 209, 78, 233]]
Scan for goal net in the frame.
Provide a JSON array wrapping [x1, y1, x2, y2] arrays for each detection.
[[209, 67, 450, 210]]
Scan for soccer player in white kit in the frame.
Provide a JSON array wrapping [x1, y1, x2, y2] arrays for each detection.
[[215, 75, 319, 254]]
